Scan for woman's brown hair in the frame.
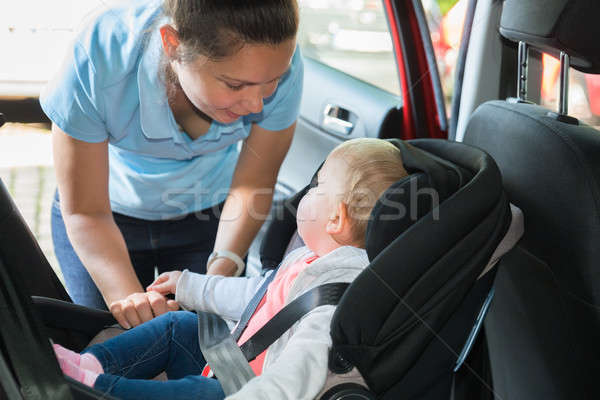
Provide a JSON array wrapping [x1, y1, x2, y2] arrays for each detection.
[[162, 0, 299, 62]]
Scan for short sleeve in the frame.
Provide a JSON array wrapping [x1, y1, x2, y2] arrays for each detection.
[[257, 46, 304, 132], [40, 40, 108, 143]]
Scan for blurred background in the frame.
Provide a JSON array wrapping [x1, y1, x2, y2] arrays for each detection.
[[2, 0, 598, 280]]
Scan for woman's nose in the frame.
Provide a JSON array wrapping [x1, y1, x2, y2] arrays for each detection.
[[243, 86, 264, 114]]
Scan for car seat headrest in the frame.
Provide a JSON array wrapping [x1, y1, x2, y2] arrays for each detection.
[[500, 0, 600, 74], [365, 140, 472, 260]]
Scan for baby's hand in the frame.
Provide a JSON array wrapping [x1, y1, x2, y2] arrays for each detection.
[[147, 270, 183, 296]]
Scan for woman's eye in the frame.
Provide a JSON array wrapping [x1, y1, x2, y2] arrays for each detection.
[[226, 82, 244, 91]]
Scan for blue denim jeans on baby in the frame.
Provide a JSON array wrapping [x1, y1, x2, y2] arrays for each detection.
[[87, 311, 225, 400]]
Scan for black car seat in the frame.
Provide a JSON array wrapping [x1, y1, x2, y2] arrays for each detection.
[[0, 138, 520, 399], [462, 1, 600, 399], [0, 118, 117, 399], [257, 138, 522, 399]]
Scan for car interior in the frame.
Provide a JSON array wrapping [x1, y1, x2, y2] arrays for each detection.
[[0, 0, 598, 399], [461, 1, 600, 398]]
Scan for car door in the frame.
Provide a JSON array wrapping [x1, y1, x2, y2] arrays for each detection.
[[247, 0, 449, 273], [280, 0, 448, 194]]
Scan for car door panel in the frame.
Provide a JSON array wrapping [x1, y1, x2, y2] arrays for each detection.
[[247, 0, 448, 274], [278, 57, 403, 193]]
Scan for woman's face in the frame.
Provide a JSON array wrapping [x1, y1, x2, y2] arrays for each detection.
[[171, 39, 296, 124]]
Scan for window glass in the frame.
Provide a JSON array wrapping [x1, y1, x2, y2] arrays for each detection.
[[297, 0, 401, 96], [539, 53, 600, 128], [422, 0, 465, 117]]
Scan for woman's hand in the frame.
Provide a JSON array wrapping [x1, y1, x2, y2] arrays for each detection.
[[146, 270, 183, 296], [109, 291, 179, 329]]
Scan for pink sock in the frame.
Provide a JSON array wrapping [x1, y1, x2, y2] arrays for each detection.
[[53, 344, 104, 374], [53, 343, 80, 365], [57, 357, 100, 387], [81, 353, 104, 374]]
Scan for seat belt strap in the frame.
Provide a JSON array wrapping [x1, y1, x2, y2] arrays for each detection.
[[196, 311, 255, 396], [197, 282, 349, 395], [239, 282, 349, 361], [195, 267, 279, 395], [231, 268, 279, 342]]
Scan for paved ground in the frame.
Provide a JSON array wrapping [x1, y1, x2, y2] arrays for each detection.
[[0, 122, 61, 282]]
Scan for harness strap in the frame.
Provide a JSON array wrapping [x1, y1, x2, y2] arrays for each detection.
[[197, 282, 349, 395], [196, 311, 255, 396], [231, 268, 279, 342], [240, 282, 349, 362]]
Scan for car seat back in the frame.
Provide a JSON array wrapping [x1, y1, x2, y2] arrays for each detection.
[[259, 139, 514, 399], [330, 139, 510, 399], [0, 179, 70, 301], [0, 176, 76, 397], [463, 1, 600, 398]]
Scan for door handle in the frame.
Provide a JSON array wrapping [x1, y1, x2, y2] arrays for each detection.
[[322, 104, 355, 135]]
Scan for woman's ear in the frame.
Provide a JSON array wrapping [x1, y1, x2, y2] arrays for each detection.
[[159, 25, 180, 59]]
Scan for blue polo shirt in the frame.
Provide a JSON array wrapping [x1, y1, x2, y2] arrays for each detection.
[[40, 0, 303, 220]]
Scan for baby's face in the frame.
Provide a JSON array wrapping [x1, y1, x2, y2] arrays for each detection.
[[297, 155, 349, 255]]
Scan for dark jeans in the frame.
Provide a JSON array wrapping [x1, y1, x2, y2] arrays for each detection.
[[87, 311, 225, 400], [51, 192, 223, 309]]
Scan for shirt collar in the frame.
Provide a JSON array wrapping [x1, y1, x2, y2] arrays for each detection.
[[137, 22, 178, 141]]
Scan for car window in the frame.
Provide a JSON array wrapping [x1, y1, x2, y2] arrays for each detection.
[[422, 0, 464, 117], [539, 53, 600, 129], [297, 0, 401, 96]]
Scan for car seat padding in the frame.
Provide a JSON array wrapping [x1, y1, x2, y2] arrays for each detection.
[[330, 139, 510, 397]]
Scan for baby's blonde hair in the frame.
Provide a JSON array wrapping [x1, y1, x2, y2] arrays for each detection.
[[329, 138, 408, 247]]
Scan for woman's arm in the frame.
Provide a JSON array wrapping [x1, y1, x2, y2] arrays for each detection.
[[207, 122, 296, 275], [53, 125, 174, 328]]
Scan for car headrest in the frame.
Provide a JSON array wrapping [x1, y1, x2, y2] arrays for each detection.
[[365, 140, 472, 260], [499, 0, 600, 73]]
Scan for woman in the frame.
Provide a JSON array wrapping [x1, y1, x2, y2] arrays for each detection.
[[41, 0, 302, 329]]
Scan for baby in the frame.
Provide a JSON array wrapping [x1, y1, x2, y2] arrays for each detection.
[[52, 138, 408, 400]]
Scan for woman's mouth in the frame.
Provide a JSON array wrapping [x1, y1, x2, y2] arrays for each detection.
[[225, 110, 242, 120]]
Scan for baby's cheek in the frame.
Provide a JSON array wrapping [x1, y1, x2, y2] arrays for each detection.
[[297, 194, 316, 239], [296, 195, 309, 227]]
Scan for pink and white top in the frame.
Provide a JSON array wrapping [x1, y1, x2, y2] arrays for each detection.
[[238, 253, 319, 375]]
